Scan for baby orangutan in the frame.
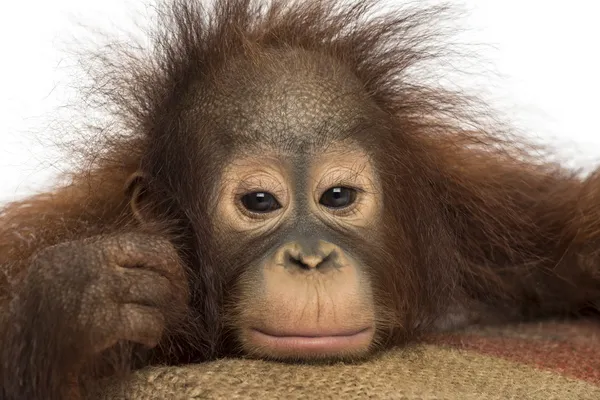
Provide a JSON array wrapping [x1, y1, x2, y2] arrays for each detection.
[[1, 0, 599, 399]]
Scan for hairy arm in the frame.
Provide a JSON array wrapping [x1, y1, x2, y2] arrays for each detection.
[[445, 152, 600, 318], [0, 169, 190, 400]]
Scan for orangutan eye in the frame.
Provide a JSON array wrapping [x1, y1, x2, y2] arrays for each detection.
[[241, 192, 281, 213], [319, 187, 357, 209]]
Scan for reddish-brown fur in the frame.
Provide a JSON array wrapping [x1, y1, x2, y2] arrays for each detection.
[[1, 0, 599, 398]]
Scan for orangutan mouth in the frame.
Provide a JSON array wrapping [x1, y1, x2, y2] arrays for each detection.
[[248, 327, 374, 356]]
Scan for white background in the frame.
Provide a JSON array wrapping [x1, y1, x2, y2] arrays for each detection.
[[1, 0, 599, 203]]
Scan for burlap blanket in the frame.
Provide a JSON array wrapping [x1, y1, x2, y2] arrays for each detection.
[[93, 320, 600, 399]]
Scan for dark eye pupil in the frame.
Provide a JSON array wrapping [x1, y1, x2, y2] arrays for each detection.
[[241, 192, 281, 213], [319, 187, 357, 209]]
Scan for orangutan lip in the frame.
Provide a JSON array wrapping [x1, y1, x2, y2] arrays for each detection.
[[248, 327, 374, 354], [252, 327, 372, 338]]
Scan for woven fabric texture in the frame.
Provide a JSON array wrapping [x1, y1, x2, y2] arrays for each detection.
[[92, 320, 600, 399]]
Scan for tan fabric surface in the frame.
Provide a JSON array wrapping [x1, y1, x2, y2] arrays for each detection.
[[92, 341, 600, 399]]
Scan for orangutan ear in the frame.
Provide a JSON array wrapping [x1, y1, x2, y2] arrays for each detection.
[[124, 171, 151, 224]]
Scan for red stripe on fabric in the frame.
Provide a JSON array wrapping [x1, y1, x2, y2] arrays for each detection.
[[427, 321, 600, 384]]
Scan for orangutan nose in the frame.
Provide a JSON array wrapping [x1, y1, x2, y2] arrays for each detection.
[[281, 240, 337, 270], [287, 252, 329, 269]]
